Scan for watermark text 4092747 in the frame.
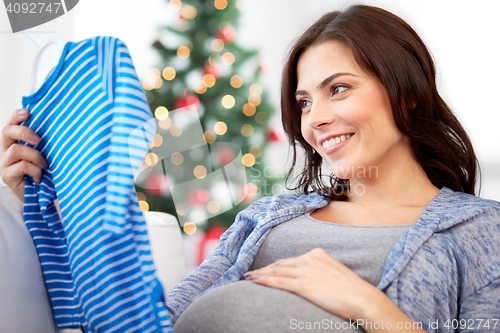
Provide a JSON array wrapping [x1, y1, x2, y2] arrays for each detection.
[[3, 0, 79, 33]]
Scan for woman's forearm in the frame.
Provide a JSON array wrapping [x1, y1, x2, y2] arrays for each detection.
[[355, 288, 427, 333]]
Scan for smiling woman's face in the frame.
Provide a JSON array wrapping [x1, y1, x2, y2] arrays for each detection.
[[296, 40, 410, 179]]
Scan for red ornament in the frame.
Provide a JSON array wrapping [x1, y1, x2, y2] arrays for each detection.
[[187, 189, 210, 206], [259, 60, 271, 73], [152, 40, 162, 49], [217, 147, 235, 165], [267, 128, 283, 142], [144, 174, 169, 196], [174, 95, 200, 110], [240, 183, 258, 203], [203, 65, 219, 79], [215, 25, 236, 44]]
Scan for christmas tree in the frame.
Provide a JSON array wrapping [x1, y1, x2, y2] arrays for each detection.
[[134, 0, 283, 235]]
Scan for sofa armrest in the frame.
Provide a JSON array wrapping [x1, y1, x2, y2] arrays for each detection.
[[0, 177, 63, 332]]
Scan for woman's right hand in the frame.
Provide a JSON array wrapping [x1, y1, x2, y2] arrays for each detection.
[[0, 109, 48, 202]]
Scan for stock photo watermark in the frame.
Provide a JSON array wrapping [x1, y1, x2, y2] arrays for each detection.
[[132, 105, 381, 228], [132, 105, 249, 228], [3, 0, 78, 33], [290, 318, 424, 330], [249, 162, 379, 197], [290, 318, 499, 331]]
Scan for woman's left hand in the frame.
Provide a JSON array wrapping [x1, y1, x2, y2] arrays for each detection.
[[244, 247, 382, 321], [244, 248, 428, 332]]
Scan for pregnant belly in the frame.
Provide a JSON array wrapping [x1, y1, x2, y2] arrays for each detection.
[[173, 280, 365, 333]]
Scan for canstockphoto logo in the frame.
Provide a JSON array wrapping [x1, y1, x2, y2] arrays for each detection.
[[131, 105, 248, 227], [4, 0, 79, 33]]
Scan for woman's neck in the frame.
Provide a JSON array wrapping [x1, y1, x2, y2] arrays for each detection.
[[345, 150, 440, 212]]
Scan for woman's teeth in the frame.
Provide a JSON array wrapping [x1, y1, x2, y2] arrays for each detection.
[[322, 133, 353, 148]]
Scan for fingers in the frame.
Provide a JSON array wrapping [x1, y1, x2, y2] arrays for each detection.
[[7, 108, 29, 126], [244, 264, 302, 293], [1, 159, 44, 185], [0, 153, 44, 203], [1, 143, 48, 171], [1, 109, 41, 152], [244, 248, 339, 284], [244, 264, 299, 281], [1, 143, 47, 186], [0, 109, 47, 202], [250, 274, 300, 293]]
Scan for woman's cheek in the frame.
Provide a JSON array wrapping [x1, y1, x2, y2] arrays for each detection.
[[300, 120, 315, 147]]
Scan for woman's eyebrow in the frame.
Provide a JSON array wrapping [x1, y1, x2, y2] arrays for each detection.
[[295, 72, 358, 96], [318, 72, 357, 90]]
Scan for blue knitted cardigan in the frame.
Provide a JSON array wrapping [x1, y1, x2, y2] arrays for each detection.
[[166, 187, 500, 332]]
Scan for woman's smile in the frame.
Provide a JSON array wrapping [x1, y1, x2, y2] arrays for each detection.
[[320, 133, 354, 154]]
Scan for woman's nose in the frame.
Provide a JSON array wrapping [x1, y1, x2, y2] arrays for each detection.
[[307, 102, 335, 129]]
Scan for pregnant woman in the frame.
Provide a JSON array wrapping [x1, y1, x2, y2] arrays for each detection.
[[169, 5, 500, 333], [1, 4, 499, 333]]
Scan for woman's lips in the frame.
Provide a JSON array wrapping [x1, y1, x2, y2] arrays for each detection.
[[322, 133, 354, 154]]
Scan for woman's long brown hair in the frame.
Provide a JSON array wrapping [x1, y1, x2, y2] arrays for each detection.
[[281, 5, 479, 200]]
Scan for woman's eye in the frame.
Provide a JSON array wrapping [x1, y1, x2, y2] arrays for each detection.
[[332, 85, 349, 95], [297, 100, 311, 109]]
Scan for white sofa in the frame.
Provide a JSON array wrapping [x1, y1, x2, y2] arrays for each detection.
[[0, 177, 187, 333]]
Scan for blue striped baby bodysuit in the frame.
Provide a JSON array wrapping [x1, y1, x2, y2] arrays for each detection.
[[21, 36, 173, 333]]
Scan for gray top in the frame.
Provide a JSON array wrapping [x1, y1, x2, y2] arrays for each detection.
[[251, 213, 413, 285], [174, 213, 412, 333]]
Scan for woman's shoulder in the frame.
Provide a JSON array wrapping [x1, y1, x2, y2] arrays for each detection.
[[424, 188, 500, 297], [434, 187, 500, 228], [430, 187, 500, 264]]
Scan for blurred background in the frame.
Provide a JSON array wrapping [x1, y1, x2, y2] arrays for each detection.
[[1, 0, 499, 269]]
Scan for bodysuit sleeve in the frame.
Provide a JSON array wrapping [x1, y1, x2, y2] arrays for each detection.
[[100, 37, 156, 235]]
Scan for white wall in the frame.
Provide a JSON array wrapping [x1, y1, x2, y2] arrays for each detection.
[[0, 5, 73, 125], [1, 0, 499, 199], [235, 0, 500, 200]]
